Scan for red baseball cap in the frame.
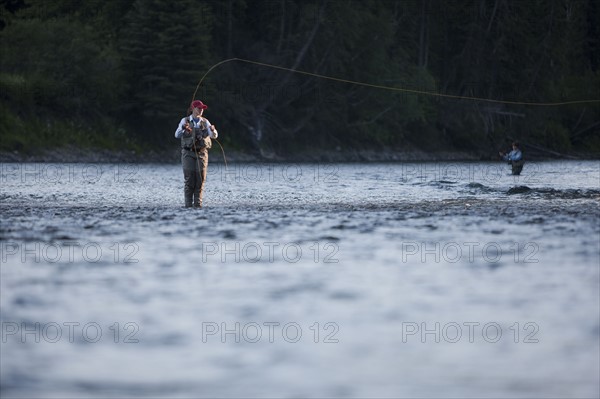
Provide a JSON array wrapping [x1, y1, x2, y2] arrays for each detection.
[[191, 100, 208, 110]]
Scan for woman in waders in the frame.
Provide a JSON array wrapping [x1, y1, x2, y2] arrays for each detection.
[[174, 100, 218, 208]]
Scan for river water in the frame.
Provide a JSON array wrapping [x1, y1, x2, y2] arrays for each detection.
[[1, 161, 599, 398]]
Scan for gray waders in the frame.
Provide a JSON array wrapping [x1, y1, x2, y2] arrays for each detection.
[[182, 148, 208, 207], [180, 116, 212, 208]]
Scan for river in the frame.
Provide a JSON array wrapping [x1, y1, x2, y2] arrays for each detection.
[[1, 161, 599, 398]]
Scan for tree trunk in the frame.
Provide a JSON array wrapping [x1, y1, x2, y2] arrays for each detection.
[[418, 0, 429, 68], [276, 0, 285, 55], [258, 1, 324, 114], [227, 0, 233, 58]]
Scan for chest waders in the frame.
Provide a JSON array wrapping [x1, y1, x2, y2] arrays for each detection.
[[511, 160, 524, 175], [181, 118, 210, 208]]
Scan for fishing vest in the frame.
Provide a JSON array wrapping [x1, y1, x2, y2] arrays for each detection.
[[180, 116, 212, 151]]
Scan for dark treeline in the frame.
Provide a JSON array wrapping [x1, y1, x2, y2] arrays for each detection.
[[1, 0, 599, 158]]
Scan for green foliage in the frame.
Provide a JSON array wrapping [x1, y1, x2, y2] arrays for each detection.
[[0, 102, 26, 151], [526, 117, 573, 153], [1, 17, 123, 115], [119, 0, 213, 138], [0, 103, 138, 153], [0, 0, 598, 157], [0, 2, 133, 152]]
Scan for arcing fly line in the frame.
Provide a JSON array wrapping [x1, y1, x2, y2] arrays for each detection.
[[193, 58, 600, 107], [192, 58, 600, 166]]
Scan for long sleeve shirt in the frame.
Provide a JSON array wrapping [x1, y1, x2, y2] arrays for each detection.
[[174, 115, 218, 139], [503, 149, 522, 162]]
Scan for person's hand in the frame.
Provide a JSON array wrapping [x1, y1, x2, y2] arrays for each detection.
[[183, 123, 192, 133]]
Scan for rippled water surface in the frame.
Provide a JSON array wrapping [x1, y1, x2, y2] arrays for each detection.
[[1, 161, 599, 398]]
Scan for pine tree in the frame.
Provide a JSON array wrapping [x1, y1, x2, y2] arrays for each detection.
[[119, 0, 213, 138]]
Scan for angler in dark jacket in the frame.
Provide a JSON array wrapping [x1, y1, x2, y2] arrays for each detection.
[[174, 100, 219, 208]]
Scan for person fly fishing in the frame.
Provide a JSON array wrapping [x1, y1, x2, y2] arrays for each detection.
[[175, 100, 218, 208], [499, 141, 524, 175]]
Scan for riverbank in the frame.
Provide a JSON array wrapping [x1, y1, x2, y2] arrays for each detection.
[[0, 146, 479, 163], [2, 145, 594, 163]]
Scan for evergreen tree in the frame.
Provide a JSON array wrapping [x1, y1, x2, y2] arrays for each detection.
[[119, 0, 213, 140]]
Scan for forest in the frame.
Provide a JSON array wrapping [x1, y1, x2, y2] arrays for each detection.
[[1, 0, 599, 159]]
